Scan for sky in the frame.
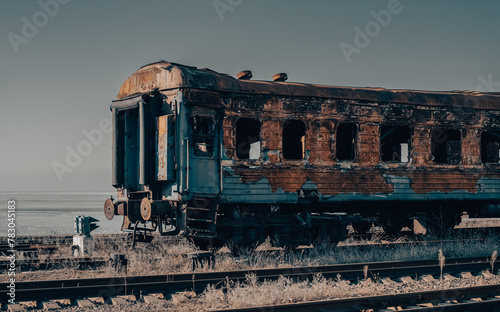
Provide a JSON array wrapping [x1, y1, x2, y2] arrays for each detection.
[[1, 0, 500, 192]]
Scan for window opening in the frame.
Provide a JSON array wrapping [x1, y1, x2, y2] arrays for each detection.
[[431, 129, 461, 164], [481, 131, 500, 163], [283, 120, 306, 160], [336, 123, 357, 161], [236, 118, 261, 160], [380, 125, 411, 162], [192, 116, 214, 157]]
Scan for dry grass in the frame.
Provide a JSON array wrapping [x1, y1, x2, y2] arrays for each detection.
[[0, 236, 198, 282], [59, 270, 500, 311], [4, 232, 500, 283], [184, 271, 500, 311], [438, 249, 445, 279], [5, 232, 500, 311]]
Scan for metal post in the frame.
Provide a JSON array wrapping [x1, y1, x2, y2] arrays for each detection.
[[139, 100, 146, 185], [112, 107, 118, 186]]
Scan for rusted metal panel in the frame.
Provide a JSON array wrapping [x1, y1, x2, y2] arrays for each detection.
[[261, 120, 281, 152], [156, 115, 174, 181], [219, 89, 500, 202], [222, 117, 234, 159], [357, 124, 380, 164], [308, 120, 334, 165], [222, 167, 500, 203], [406, 172, 479, 194], [461, 128, 482, 166], [412, 127, 432, 165], [230, 168, 394, 195]]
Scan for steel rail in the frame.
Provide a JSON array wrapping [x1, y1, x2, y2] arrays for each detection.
[[0, 235, 74, 245], [0, 244, 60, 256], [0, 257, 108, 273], [1, 256, 498, 303]]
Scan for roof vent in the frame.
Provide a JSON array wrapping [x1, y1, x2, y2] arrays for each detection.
[[237, 70, 252, 80], [273, 73, 288, 82]]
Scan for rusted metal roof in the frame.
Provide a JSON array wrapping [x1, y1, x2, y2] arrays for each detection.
[[117, 61, 500, 109]]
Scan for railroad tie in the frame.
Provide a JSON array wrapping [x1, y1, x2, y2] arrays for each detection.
[[42, 301, 61, 310], [76, 299, 95, 308], [119, 295, 137, 302], [419, 275, 436, 282], [381, 277, 397, 285], [111, 297, 128, 306], [399, 276, 413, 283], [143, 295, 161, 305], [460, 272, 474, 279], [7, 304, 27, 312], [87, 297, 105, 304], [16, 302, 35, 308], [443, 273, 457, 281], [359, 278, 373, 286], [53, 299, 71, 306], [482, 270, 495, 278], [171, 291, 197, 305]]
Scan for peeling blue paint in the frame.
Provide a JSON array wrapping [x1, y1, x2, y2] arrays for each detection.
[[221, 171, 500, 204]]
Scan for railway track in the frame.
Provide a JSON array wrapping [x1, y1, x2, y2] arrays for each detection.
[[0, 236, 496, 276], [0, 243, 62, 257], [0, 257, 108, 273], [0, 234, 130, 256], [0, 235, 74, 246], [0, 238, 480, 269], [0, 231, 496, 258], [211, 284, 500, 312], [0, 233, 129, 247], [1, 256, 498, 304]]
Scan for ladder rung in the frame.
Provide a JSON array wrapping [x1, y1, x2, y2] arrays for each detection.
[[187, 207, 211, 212], [187, 218, 213, 223], [188, 228, 215, 233]]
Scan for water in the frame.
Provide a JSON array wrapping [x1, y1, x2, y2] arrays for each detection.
[[0, 192, 123, 236]]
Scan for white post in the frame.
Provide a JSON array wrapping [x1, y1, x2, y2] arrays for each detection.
[[400, 143, 409, 163]]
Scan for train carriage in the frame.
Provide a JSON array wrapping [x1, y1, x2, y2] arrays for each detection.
[[104, 61, 500, 246]]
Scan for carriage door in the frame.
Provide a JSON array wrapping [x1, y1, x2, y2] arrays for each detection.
[[188, 113, 220, 195], [186, 111, 220, 237]]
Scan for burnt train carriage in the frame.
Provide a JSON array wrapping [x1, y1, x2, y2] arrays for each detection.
[[104, 61, 500, 246]]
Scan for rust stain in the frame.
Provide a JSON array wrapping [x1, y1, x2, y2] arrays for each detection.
[[232, 168, 394, 195], [232, 168, 485, 195], [404, 172, 480, 194], [156, 116, 168, 180]]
